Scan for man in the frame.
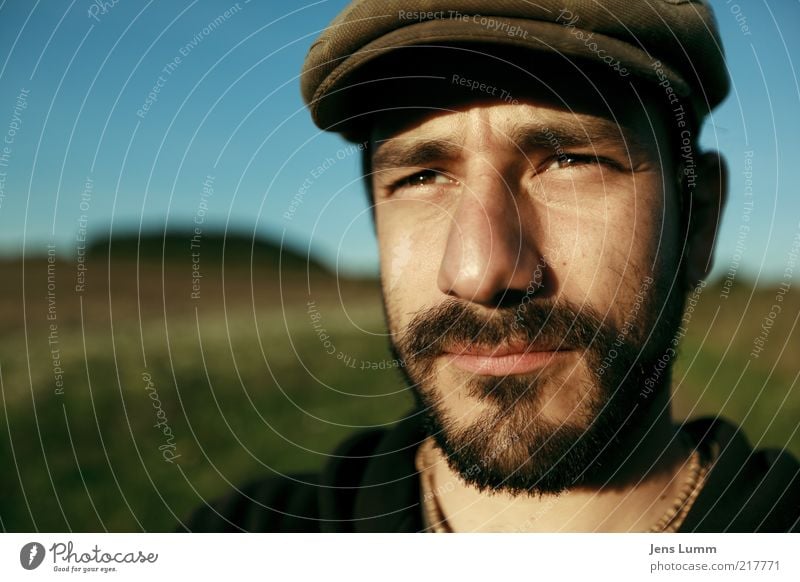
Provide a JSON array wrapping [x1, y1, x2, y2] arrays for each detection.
[[184, 0, 799, 532]]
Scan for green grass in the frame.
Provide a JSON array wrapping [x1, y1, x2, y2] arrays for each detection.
[[0, 255, 797, 531]]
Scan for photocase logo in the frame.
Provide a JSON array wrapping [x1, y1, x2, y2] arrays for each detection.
[[20, 542, 46, 570]]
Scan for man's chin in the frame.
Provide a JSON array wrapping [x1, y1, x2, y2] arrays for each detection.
[[415, 371, 631, 496], [424, 402, 603, 496]]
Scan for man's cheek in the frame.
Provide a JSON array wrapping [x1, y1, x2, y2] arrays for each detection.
[[379, 211, 444, 278], [379, 232, 422, 312], [383, 231, 415, 293]]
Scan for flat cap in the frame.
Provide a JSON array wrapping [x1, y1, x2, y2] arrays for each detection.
[[302, 0, 730, 139]]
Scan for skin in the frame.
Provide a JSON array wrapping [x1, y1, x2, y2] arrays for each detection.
[[368, 82, 726, 531]]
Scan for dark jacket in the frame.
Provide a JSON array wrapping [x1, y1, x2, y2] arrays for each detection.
[[181, 414, 800, 532]]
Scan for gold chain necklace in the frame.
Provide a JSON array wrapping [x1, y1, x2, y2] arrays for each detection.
[[649, 434, 708, 532]]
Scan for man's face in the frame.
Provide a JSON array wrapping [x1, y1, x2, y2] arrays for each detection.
[[370, 84, 687, 495]]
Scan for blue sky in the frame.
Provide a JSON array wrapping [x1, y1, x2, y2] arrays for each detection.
[[0, 0, 798, 283]]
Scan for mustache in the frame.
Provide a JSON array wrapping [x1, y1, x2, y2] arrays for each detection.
[[398, 297, 614, 361]]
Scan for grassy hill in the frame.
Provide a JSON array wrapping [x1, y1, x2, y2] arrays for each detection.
[[0, 232, 797, 531]]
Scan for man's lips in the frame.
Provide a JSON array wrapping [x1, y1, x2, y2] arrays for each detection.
[[443, 343, 573, 376]]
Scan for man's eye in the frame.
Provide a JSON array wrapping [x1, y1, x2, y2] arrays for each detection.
[[394, 169, 458, 190], [542, 154, 621, 172]]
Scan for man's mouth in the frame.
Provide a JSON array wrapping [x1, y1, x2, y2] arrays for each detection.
[[442, 342, 574, 376]]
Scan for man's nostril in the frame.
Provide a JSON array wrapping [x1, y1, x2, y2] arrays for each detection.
[[493, 288, 529, 309]]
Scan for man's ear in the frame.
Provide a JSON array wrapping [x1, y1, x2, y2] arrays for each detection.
[[684, 150, 728, 285]]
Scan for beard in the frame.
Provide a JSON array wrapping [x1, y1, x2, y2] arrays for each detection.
[[387, 282, 685, 497]]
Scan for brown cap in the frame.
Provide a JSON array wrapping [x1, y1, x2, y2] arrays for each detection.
[[301, 0, 729, 139]]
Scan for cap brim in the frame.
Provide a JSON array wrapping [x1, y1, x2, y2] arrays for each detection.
[[305, 17, 692, 136]]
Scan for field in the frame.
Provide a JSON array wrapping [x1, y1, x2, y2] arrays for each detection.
[[1, 237, 798, 531]]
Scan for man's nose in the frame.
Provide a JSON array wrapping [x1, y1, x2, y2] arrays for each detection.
[[436, 171, 545, 306]]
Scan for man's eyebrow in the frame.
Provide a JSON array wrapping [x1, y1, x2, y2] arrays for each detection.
[[508, 119, 646, 154], [371, 138, 462, 172]]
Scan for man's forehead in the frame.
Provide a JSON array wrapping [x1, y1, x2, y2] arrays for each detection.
[[369, 97, 660, 165], [372, 100, 625, 140]]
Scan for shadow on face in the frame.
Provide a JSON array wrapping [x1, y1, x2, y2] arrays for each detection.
[[346, 43, 683, 152]]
